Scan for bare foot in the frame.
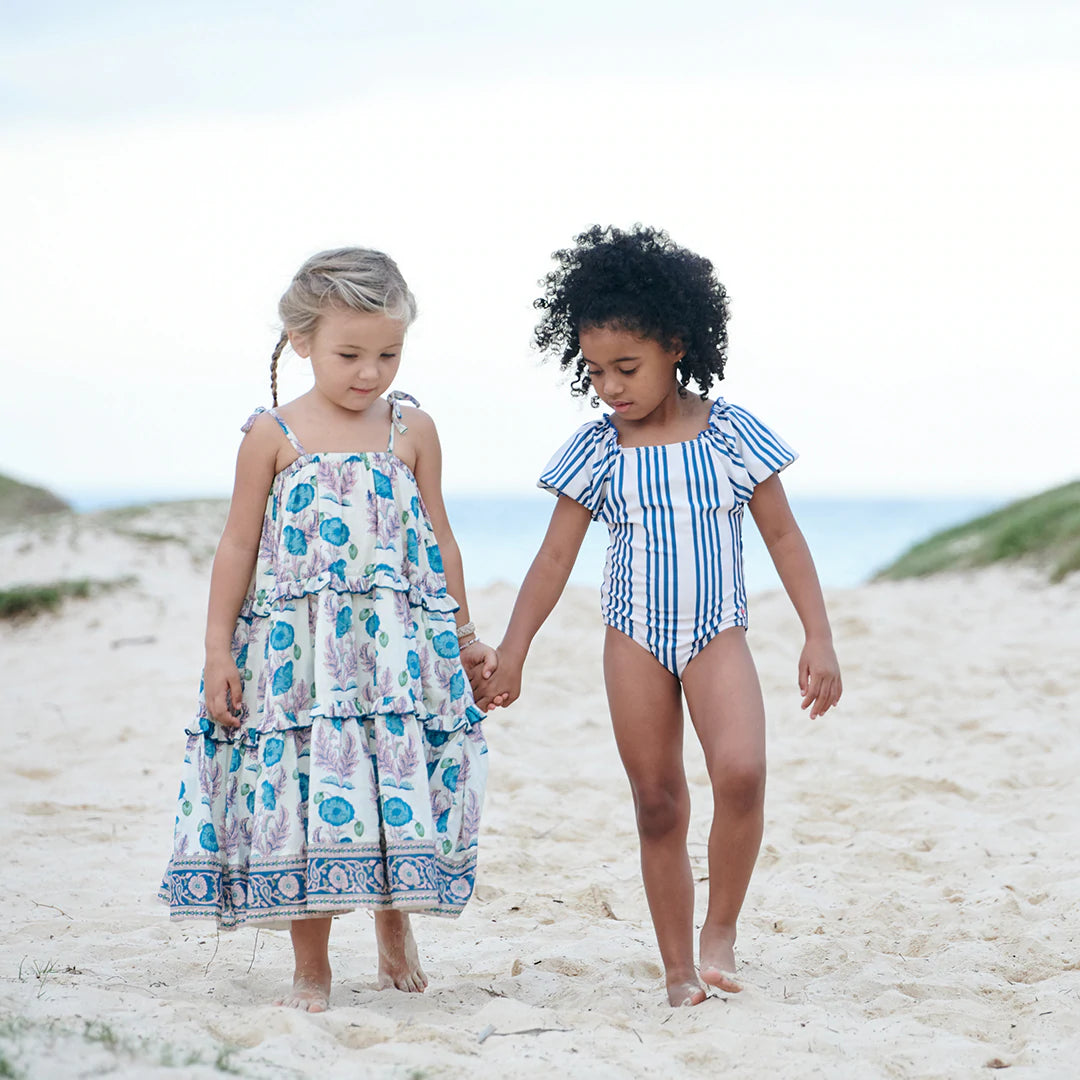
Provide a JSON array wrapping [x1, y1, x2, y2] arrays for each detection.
[[275, 972, 331, 1012], [666, 966, 707, 1007], [375, 910, 428, 993], [700, 925, 742, 993]]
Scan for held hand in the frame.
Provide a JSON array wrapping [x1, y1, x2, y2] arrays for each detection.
[[204, 652, 244, 728], [461, 640, 498, 691], [798, 638, 842, 719], [473, 649, 522, 711]]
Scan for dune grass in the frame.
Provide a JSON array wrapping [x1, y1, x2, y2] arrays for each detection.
[[0, 577, 135, 620], [875, 480, 1080, 583]]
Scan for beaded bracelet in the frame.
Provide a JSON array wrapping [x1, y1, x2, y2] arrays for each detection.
[[455, 620, 476, 640]]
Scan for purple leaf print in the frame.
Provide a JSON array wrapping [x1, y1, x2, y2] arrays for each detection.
[[278, 677, 311, 721], [416, 647, 433, 685], [374, 667, 394, 701], [434, 659, 457, 694], [258, 513, 277, 562], [198, 752, 223, 808], [358, 641, 377, 677], [317, 458, 362, 506], [393, 591, 413, 631], [324, 629, 358, 692], [366, 490, 401, 551], [254, 805, 290, 856], [224, 812, 242, 858], [376, 727, 421, 789], [175, 833, 190, 857], [313, 723, 360, 789], [463, 790, 482, 847], [308, 599, 319, 637], [430, 785, 452, 823]]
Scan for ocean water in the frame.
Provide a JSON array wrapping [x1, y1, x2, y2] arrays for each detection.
[[67, 489, 999, 593], [444, 494, 1001, 592]]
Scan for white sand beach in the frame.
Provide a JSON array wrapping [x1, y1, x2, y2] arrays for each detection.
[[2, 505, 1078, 1079]]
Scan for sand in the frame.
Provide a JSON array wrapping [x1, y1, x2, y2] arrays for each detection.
[[1, 506, 1078, 1079]]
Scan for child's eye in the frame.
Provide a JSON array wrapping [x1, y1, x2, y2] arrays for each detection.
[[618, 368, 637, 376], [586, 369, 602, 379], [339, 353, 358, 360], [380, 353, 398, 360]]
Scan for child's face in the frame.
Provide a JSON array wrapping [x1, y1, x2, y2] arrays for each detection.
[[291, 309, 405, 413], [579, 324, 683, 420]]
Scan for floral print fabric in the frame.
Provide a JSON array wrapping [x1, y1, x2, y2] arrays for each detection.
[[160, 407, 487, 928]]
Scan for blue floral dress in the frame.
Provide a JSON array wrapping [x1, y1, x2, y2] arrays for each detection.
[[160, 394, 487, 928]]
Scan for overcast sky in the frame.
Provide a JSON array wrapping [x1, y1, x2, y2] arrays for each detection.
[[2, 2, 1077, 502]]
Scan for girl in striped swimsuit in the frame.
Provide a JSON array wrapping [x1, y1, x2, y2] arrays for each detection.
[[472, 225, 842, 1007]]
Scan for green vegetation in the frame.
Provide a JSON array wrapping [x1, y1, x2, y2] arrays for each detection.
[[0, 577, 135, 620], [0, 473, 69, 527], [876, 480, 1080, 583]]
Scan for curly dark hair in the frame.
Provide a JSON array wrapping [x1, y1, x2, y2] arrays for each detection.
[[533, 224, 729, 401]]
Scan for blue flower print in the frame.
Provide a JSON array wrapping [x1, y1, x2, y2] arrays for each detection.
[[235, 644, 249, 670], [406, 528, 419, 563], [335, 605, 352, 638], [436, 808, 451, 833], [432, 631, 459, 659], [329, 559, 346, 580], [204, 739, 217, 759], [365, 613, 380, 638], [271, 661, 294, 694], [407, 651, 421, 679], [319, 796, 355, 826], [230, 748, 241, 773], [178, 780, 186, 800], [199, 823, 219, 852], [427, 729, 450, 748], [383, 797, 413, 827], [269, 623, 294, 650], [198, 716, 212, 735], [260, 781, 277, 810], [442, 764, 460, 792], [263, 737, 284, 766], [385, 714, 405, 736], [410, 495, 420, 517], [449, 670, 465, 701], [246, 790, 256, 814], [286, 483, 315, 512], [319, 517, 350, 546], [428, 544, 444, 573], [298, 772, 309, 802], [373, 470, 393, 499], [284, 526, 308, 556]]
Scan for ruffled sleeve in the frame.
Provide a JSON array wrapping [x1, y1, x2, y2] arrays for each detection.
[[537, 420, 617, 519], [707, 399, 798, 502]]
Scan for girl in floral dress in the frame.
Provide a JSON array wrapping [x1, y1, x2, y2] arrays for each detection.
[[160, 248, 490, 1012]]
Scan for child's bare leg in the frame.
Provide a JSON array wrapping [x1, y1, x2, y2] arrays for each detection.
[[276, 916, 333, 1011], [375, 910, 428, 993], [604, 627, 705, 1007], [682, 627, 767, 992]]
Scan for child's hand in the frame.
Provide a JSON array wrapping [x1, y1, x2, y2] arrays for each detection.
[[204, 652, 244, 728], [473, 649, 522, 711], [798, 637, 842, 719], [461, 640, 498, 691]]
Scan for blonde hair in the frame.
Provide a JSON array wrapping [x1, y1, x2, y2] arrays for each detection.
[[270, 247, 417, 405]]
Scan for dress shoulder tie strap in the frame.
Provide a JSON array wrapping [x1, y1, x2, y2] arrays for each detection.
[[385, 391, 421, 452]]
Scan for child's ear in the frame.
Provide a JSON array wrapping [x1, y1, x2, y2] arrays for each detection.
[[288, 329, 310, 359]]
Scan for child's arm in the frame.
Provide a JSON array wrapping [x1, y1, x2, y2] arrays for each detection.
[[407, 409, 498, 678], [475, 494, 592, 710], [203, 415, 280, 727], [748, 473, 842, 719]]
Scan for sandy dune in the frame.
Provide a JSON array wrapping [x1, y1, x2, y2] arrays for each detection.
[[1, 508, 1078, 1078]]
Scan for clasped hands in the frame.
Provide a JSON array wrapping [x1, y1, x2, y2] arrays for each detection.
[[461, 643, 519, 711]]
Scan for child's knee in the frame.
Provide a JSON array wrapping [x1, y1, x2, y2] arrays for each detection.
[[712, 760, 765, 815], [632, 783, 689, 840]]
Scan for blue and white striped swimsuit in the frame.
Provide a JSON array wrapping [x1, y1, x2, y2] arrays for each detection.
[[538, 398, 797, 676]]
